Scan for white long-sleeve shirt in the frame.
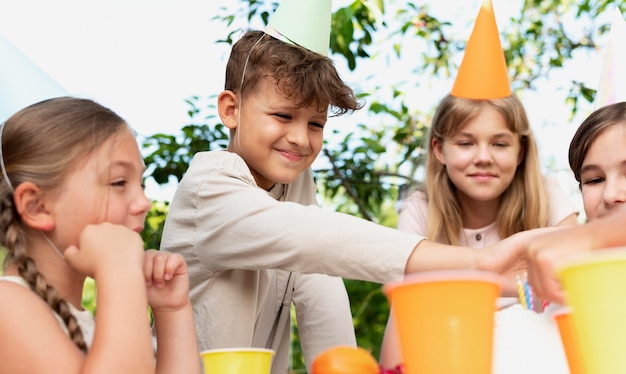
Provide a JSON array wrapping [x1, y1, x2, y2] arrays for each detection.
[[160, 150, 421, 373]]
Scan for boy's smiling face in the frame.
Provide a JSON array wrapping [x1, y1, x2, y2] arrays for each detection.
[[222, 76, 328, 190]]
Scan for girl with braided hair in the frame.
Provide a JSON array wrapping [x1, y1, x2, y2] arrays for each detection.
[[0, 97, 199, 373]]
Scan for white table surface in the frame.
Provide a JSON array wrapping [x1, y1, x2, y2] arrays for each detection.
[[493, 304, 570, 374]]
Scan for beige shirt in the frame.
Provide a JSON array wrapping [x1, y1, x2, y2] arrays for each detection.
[[397, 175, 578, 247], [161, 151, 420, 373]]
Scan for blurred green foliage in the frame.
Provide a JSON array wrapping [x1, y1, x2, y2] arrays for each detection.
[[82, 277, 97, 315]]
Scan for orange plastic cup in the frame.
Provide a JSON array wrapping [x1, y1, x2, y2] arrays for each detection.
[[384, 270, 503, 374], [552, 307, 584, 374], [559, 249, 626, 374], [200, 348, 274, 374]]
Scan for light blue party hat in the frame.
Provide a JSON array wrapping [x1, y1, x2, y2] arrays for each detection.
[[0, 34, 68, 122]]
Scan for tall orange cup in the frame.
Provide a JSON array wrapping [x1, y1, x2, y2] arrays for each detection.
[[552, 307, 584, 374], [559, 249, 626, 374], [384, 270, 503, 374]]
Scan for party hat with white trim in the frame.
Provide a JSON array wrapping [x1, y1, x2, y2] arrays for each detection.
[[593, 7, 626, 109], [451, 0, 511, 99], [0, 34, 68, 123], [264, 0, 332, 56]]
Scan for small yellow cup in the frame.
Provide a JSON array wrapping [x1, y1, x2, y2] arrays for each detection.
[[384, 270, 502, 374], [559, 248, 626, 374], [200, 348, 274, 374]]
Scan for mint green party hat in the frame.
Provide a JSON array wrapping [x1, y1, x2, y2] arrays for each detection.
[[264, 0, 332, 56]]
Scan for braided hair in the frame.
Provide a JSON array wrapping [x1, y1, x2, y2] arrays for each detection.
[[0, 97, 128, 352]]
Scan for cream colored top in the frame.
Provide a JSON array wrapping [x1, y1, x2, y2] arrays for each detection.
[[397, 175, 578, 248], [161, 150, 421, 374], [0, 275, 95, 348]]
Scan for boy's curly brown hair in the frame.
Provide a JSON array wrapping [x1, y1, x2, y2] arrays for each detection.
[[224, 30, 362, 116]]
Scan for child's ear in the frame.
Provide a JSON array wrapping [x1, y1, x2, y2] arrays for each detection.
[[432, 138, 446, 165], [218, 90, 240, 130], [13, 182, 55, 231]]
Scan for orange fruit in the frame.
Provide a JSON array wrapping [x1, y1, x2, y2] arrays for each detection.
[[311, 345, 380, 374]]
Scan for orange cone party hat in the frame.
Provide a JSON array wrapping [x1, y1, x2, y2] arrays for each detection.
[[593, 7, 626, 110], [0, 34, 68, 123], [264, 0, 332, 56], [451, 0, 511, 99]]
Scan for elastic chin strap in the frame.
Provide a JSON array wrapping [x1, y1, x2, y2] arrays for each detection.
[[235, 32, 267, 152], [0, 123, 14, 192], [40, 231, 65, 260]]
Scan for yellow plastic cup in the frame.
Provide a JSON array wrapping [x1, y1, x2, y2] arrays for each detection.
[[552, 307, 584, 374], [384, 270, 503, 374], [200, 348, 275, 374], [558, 248, 626, 374]]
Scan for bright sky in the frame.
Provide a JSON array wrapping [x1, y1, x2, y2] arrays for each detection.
[[0, 0, 229, 137], [0, 0, 608, 208]]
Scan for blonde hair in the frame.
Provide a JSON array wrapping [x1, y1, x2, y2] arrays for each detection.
[[0, 97, 128, 352], [424, 94, 549, 244]]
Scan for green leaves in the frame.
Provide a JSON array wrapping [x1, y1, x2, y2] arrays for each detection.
[[330, 0, 385, 70], [141, 95, 228, 185]]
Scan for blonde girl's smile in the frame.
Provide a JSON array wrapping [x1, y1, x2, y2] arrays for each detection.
[[434, 105, 521, 203]]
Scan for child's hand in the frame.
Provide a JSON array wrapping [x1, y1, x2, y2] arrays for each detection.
[[143, 250, 191, 312], [479, 227, 559, 277], [525, 227, 593, 304], [64, 223, 144, 279]]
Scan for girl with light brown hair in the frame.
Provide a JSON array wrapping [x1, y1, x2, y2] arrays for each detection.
[[0, 97, 199, 373]]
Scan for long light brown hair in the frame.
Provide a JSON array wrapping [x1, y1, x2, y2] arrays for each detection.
[[0, 97, 128, 352], [424, 94, 549, 244]]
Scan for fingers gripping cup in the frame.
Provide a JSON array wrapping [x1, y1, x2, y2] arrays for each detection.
[[558, 249, 626, 374], [384, 270, 503, 374], [200, 348, 275, 374]]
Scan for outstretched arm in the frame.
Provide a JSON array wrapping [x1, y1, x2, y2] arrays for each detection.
[[404, 228, 570, 296], [404, 228, 536, 276]]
